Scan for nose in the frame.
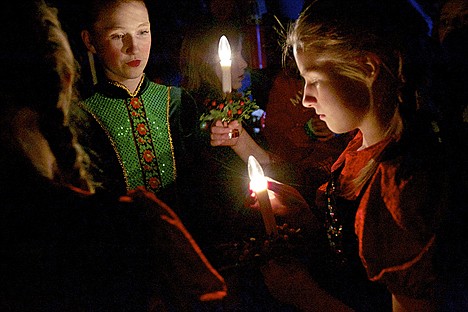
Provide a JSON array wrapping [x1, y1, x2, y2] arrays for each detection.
[[302, 82, 317, 108], [238, 55, 248, 71], [123, 35, 139, 54]]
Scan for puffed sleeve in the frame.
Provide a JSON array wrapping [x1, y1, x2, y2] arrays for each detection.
[[355, 160, 446, 299], [121, 187, 228, 306]]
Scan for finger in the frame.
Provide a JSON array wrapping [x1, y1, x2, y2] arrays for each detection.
[[214, 120, 224, 127], [210, 125, 230, 135]]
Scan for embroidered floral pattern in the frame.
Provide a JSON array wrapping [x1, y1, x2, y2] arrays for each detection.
[[137, 123, 147, 135], [126, 97, 161, 192]]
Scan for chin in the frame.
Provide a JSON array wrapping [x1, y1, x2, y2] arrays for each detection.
[[232, 82, 242, 90]]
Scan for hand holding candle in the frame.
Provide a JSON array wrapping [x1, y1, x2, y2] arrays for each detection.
[[248, 155, 278, 236], [218, 35, 232, 94]]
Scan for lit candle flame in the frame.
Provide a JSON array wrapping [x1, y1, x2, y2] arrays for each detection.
[[218, 35, 232, 94], [218, 35, 231, 65], [248, 155, 277, 236], [248, 155, 267, 192]]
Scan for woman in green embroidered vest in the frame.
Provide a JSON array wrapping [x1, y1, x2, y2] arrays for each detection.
[[0, 1, 226, 310], [72, 0, 199, 213]]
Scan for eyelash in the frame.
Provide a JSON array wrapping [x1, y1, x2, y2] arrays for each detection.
[[306, 79, 319, 86], [111, 34, 125, 40], [110, 30, 150, 40]]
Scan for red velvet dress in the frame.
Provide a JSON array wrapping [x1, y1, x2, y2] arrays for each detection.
[[317, 130, 447, 302]]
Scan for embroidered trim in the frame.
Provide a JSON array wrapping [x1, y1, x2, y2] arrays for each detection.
[[166, 87, 177, 179], [77, 101, 131, 189], [108, 74, 145, 97], [126, 97, 162, 192]]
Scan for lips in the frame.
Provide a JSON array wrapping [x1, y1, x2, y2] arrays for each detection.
[[127, 60, 141, 67]]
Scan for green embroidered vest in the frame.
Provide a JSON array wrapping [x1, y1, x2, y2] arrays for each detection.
[[81, 78, 177, 193]]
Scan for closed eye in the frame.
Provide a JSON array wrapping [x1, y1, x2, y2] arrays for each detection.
[[110, 33, 125, 40]]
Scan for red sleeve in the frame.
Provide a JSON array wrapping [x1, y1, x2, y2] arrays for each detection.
[[122, 187, 227, 302], [355, 162, 444, 299]]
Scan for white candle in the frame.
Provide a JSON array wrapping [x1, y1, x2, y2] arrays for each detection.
[[218, 35, 232, 94], [248, 155, 278, 236]]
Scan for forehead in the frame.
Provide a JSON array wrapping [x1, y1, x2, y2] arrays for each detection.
[[293, 46, 327, 72], [93, 1, 149, 29]]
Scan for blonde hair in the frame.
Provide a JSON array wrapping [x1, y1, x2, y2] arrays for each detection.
[[41, 2, 78, 123], [1, 0, 92, 191], [285, 0, 429, 196]]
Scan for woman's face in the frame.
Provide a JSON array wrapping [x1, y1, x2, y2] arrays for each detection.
[[294, 48, 369, 134], [87, 1, 151, 84]]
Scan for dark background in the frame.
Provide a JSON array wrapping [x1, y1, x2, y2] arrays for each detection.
[[50, 0, 447, 103]]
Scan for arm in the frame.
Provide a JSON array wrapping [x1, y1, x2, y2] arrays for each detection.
[[261, 259, 354, 312]]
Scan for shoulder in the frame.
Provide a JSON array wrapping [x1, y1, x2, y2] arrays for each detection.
[[169, 86, 197, 108], [366, 145, 448, 235], [69, 101, 96, 130], [145, 82, 184, 106]]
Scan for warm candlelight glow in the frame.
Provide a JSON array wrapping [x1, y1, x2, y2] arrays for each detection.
[[218, 35, 232, 94], [248, 155, 278, 236], [248, 155, 268, 192]]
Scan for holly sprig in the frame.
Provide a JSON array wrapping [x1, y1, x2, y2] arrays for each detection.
[[199, 90, 259, 125]]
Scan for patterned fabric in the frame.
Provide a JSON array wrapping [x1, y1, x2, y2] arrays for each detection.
[[126, 97, 162, 192], [79, 76, 176, 193]]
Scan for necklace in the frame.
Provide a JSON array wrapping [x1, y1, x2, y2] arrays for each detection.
[[325, 169, 345, 263]]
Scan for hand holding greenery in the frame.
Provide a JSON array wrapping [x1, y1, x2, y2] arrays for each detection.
[[199, 91, 259, 128]]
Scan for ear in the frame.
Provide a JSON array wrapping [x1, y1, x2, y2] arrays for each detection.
[[361, 53, 381, 86], [81, 30, 97, 54]]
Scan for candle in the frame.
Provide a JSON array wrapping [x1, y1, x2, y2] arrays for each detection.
[[248, 155, 278, 236], [218, 35, 232, 94]]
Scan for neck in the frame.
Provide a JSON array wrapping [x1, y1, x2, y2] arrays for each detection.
[[107, 74, 145, 97], [360, 110, 402, 150], [106, 73, 145, 96]]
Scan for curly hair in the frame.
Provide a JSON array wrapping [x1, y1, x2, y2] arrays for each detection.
[[0, 0, 92, 190]]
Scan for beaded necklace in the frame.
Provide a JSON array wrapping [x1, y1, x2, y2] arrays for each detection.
[[324, 163, 367, 266], [325, 165, 347, 265]]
